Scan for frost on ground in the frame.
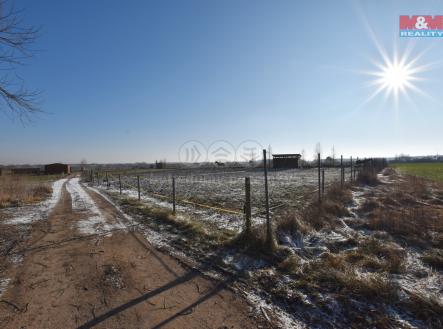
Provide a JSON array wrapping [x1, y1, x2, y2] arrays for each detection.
[[267, 169, 443, 328], [95, 185, 266, 232], [4, 178, 67, 225], [0, 178, 67, 305], [66, 178, 125, 235], [91, 167, 443, 328], [102, 167, 342, 217], [0, 278, 11, 298]]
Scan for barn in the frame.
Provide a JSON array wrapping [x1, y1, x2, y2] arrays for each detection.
[[45, 163, 71, 175], [272, 154, 301, 169]]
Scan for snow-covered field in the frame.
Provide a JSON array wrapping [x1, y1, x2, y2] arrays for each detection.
[[94, 168, 344, 232], [105, 168, 343, 211]]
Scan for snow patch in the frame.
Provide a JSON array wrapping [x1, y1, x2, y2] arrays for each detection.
[[5, 178, 67, 225], [0, 278, 11, 298], [243, 290, 306, 329], [66, 178, 125, 235]]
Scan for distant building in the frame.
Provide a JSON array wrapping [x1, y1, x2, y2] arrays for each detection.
[[272, 154, 301, 169], [11, 167, 41, 175], [45, 163, 71, 175]]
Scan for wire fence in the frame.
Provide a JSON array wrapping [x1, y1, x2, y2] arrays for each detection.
[[84, 157, 367, 233]]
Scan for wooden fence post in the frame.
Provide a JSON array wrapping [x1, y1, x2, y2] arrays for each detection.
[[137, 175, 141, 201], [172, 176, 176, 214], [119, 174, 122, 195], [263, 149, 276, 251], [106, 172, 109, 189], [244, 177, 252, 237], [318, 153, 321, 203]]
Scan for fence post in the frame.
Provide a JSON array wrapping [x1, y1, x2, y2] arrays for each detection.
[[322, 168, 325, 196], [137, 175, 141, 201], [91, 170, 94, 184], [106, 172, 109, 189], [172, 176, 176, 214], [119, 174, 122, 195], [318, 153, 321, 203], [263, 149, 276, 251], [350, 156, 353, 181], [244, 177, 252, 237], [340, 155, 344, 188]]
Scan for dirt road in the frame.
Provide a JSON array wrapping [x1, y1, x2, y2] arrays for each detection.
[[0, 178, 262, 328]]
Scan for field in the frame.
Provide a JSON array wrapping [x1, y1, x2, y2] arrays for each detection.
[[93, 166, 443, 328], [1, 166, 442, 328], [97, 167, 345, 231], [391, 162, 443, 182], [0, 175, 56, 208]]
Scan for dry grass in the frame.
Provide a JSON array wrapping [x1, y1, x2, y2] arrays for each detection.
[[357, 167, 379, 185], [295, 183, 353, 230], [361, 176, 443, 248], [404, 292, 443, 327], [292, 253, 399, 303], [0, 175, 52, 208], [277, 213, 310, 235], [354, 238, 406, 273], [366, 197, 442, 248], [119, 197, 233, 244], [421, 248, 443, 270]]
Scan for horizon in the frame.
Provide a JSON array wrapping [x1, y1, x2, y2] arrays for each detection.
[[2, 1, 443, 164]]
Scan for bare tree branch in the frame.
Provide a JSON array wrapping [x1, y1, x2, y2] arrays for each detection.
[[0, 0, 40, 123]]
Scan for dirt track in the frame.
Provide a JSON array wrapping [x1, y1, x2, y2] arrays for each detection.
[[0, 178, 261, 328]]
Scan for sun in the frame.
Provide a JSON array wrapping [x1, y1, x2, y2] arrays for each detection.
[[372, 56, 418, 98], [380, 61, 412, 91], [363, 49, 428, 108]]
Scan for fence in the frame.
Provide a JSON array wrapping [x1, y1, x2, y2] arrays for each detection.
[[84, 154, 383, 238]]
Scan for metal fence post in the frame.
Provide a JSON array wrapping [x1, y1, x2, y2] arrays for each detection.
[[244, 177, 252, 237], [263, 149, 275, 251], [350, 156, 353, 181], [137, 175, 141, 201], [340, 155, 344, 187], [119, 174, 122, 195], [172, 176, 176, 214], [318, 153, 321, 203], [322, 168, 325, 196]]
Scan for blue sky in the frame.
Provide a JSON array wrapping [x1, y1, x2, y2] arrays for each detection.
[[1, 0, 443, 164]]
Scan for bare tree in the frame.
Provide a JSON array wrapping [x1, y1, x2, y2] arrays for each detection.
[[0, 1, 39, 122]]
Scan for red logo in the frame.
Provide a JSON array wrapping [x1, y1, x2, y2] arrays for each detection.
[[400, 15, 443, 30]]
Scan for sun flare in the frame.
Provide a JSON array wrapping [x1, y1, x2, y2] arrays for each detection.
[[361, 50, 429, 110], [372, 57, 418, 97]]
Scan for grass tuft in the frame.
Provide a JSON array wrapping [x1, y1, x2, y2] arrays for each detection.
[[0, 175, 52, 208]]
